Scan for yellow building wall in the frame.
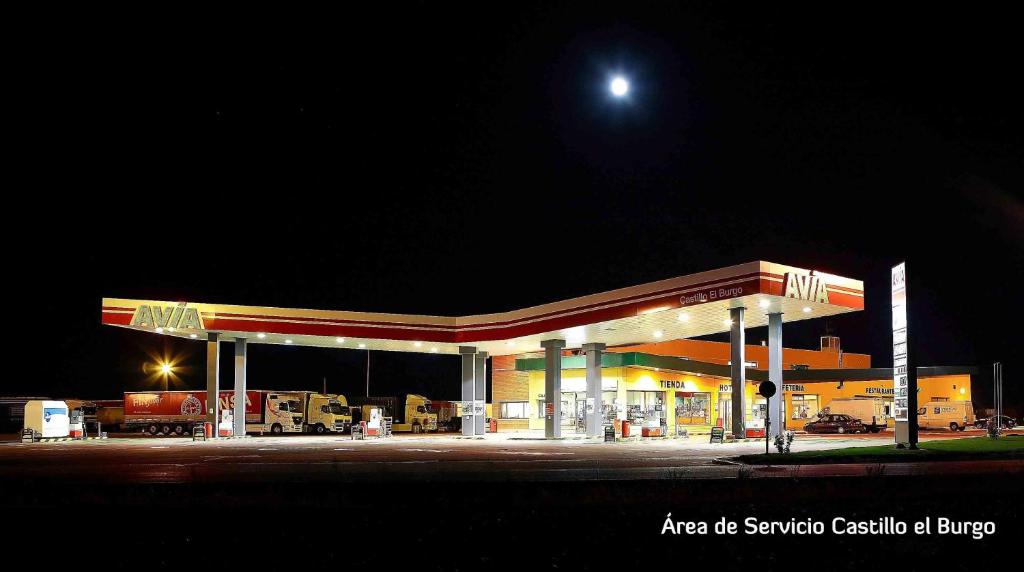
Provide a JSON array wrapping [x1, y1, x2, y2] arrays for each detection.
[[781, 374, 972, 430], [526, 369, 972, 434]]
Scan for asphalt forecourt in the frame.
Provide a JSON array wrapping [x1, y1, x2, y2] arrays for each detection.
[[4, 436, 1021, 568], [2, 432, 1021, 484]]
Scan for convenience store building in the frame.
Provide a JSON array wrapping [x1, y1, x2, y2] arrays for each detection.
[[496, 337, 972, 436]]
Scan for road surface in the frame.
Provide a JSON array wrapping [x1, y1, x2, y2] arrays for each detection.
[[1, 431, 1019, 483]]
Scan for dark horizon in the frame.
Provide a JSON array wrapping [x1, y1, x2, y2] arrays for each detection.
[[11, 4, 1023, 411]]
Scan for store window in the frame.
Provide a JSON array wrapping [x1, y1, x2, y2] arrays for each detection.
[[626, 391, 665, 427], [500, 401, 529, 419], [791, 394, 819, 420], [601, 391, 617, 423], [675, 392, 711, 425], [750, 397, 767, 428]]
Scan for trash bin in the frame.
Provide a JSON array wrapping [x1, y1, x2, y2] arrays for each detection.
[[621, 421, 631, 438], [204, 422, 213, 438], [489, 418, 497, 433]]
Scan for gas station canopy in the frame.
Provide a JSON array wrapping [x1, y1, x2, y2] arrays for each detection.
[[101, 261, 863, 356]]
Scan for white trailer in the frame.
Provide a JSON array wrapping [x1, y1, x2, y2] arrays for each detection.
[[24, 400, 70, 438]]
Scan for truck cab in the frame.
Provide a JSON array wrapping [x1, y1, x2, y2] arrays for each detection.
[[264, 393, 305, 433], [304, 393, 353, 433], [403, 394, 438, 433]]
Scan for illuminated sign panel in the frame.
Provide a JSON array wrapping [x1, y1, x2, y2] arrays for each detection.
[[891, 263, 909, 422], [131, 303, 205, 330], [783, 272, 830, 304]]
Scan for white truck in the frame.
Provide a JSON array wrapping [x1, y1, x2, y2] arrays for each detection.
[[822, 397, 891, 433]]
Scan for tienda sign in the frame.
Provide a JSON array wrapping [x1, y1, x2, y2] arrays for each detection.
[[130, 303, 205, 330], [782, 272, 830, 304]]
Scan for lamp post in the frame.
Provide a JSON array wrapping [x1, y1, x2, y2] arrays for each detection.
[[159, 362, 172, 391]]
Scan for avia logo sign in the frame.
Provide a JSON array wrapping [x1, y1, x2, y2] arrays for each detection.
[[131, 303, 205, 330], [782, 272, 830, 304]]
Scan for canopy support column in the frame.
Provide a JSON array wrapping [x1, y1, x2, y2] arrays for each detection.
[[460, 346, 477, 436], [206, 332, 221, 433], [233, 338, 247, 437], [729, 307, 746, 438], [541, 339, 567, 439], [768, 312, 784, 440], [582, 343, 606, 438]]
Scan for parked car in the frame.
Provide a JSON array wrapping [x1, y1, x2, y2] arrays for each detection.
[[974, 415, 1017, 430], [804, 414, 866, 434]]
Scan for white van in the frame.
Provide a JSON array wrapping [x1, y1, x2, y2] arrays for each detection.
[[917, 400, 974, 431], [24, 400, 70, 438]]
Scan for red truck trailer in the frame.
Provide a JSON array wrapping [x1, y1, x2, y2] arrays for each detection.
[[124, 390, 306, 435]]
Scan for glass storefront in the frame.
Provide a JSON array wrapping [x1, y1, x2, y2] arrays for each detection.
[[560, 391, 587, 433], [718, 394, 731, 429], [749, 396, 768, 429], [626, 390, 665, 428], [601, 390, 617, 425], [790, 394, 819, 421], [674, 392, 711, 425]]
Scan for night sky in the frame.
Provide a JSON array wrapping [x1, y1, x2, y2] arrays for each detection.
[[14, 4, 1023, 411]]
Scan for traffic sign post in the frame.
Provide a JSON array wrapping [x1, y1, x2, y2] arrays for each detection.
[[758, 381, 777, 454]]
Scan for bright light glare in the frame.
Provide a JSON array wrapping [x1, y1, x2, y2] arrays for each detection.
[[678, 313, 690, 322], [257, 333, 266, 339], [336, 337, 345, 343], [803, 306, 812, 313], [610, 76, 629, 96], [759, 299, 770, 309], [653, 330, 663, 338], [160, 363, 172, 375]]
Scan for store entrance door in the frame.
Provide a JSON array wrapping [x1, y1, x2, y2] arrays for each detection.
[[718, 395, 732, 431], [560, 392, 587, 434]]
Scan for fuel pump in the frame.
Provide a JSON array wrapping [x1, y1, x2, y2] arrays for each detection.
[[69, 408, 85, 439]]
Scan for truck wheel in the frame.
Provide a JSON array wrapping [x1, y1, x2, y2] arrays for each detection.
[[949, 423, 959, 432], [314, 424, 326, 434], [270, 424, 283, 435], [147, 424, 159, 436], [174, 425, 185, 436]]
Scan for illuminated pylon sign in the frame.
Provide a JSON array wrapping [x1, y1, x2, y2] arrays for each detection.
[[782, 272, 830, 304], [131, 303, 205, 330]]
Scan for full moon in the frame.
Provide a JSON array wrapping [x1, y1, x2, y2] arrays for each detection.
[[610, 76, 629, 96]]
